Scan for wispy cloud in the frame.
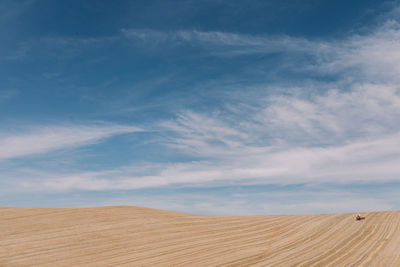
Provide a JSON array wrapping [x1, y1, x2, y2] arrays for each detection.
[[121, 17, 400, 72], [3, 6, 400, 216], [0, 124, 142, 160], [16, 131, 400, 192], [11, 13, 400, 193], [261, 83, 400, 145], [307, 21, 400, 83], [121, 28, 312, 56]]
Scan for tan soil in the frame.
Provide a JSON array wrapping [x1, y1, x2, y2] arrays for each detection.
[[1, 206, 399, 266]]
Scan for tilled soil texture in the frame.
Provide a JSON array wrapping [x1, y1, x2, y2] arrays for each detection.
[[1, 206, 399, 266]]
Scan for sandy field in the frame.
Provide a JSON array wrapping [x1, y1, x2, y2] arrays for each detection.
[[1, 206, 399, 266]]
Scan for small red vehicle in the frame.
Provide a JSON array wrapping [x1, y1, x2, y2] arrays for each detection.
[[355, 213, 365, 221]]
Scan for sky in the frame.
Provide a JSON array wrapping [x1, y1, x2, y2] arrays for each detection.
[[1, 0, 400, 215]]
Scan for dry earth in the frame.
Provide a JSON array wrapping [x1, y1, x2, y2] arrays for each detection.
[[1, 206, 400, 266]]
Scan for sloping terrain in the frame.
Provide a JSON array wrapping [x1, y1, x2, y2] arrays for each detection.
[[1, 206, 399, 266]]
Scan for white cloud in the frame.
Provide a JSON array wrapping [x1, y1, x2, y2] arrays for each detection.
[[160, 111, 250, 157], [7, 129, 400, 193], [0, 124, 141, 160], [308, 21, 400, 83], [121, 28, 312, 56], [17, 15, 400, 192], [261, 83, 400, 145], [6, 73, 400, 193], [4, 9, 400, 210], [121, 18, 400, 77]]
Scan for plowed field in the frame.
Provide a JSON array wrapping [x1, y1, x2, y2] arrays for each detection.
[[1, 206, 399, 266]]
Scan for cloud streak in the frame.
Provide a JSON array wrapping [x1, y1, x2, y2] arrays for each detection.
[[13, 14, 400, 192], [0, 124, 141, 160], [121, 17, 400, 77], [12, 130, 400, 192], [3, 7, 400, 216], [121, 28, 312, 56]]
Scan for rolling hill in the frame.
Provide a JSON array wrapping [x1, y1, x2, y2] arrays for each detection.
[[1, 206, 399, 266]]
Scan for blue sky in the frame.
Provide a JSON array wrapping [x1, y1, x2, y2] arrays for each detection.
[[1, 0, 400, 215]]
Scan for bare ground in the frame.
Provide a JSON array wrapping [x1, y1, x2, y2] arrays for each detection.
[[1, 206, 399, 266]]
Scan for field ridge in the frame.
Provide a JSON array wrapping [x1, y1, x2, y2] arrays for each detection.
[[1, 206, 399, 266]]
